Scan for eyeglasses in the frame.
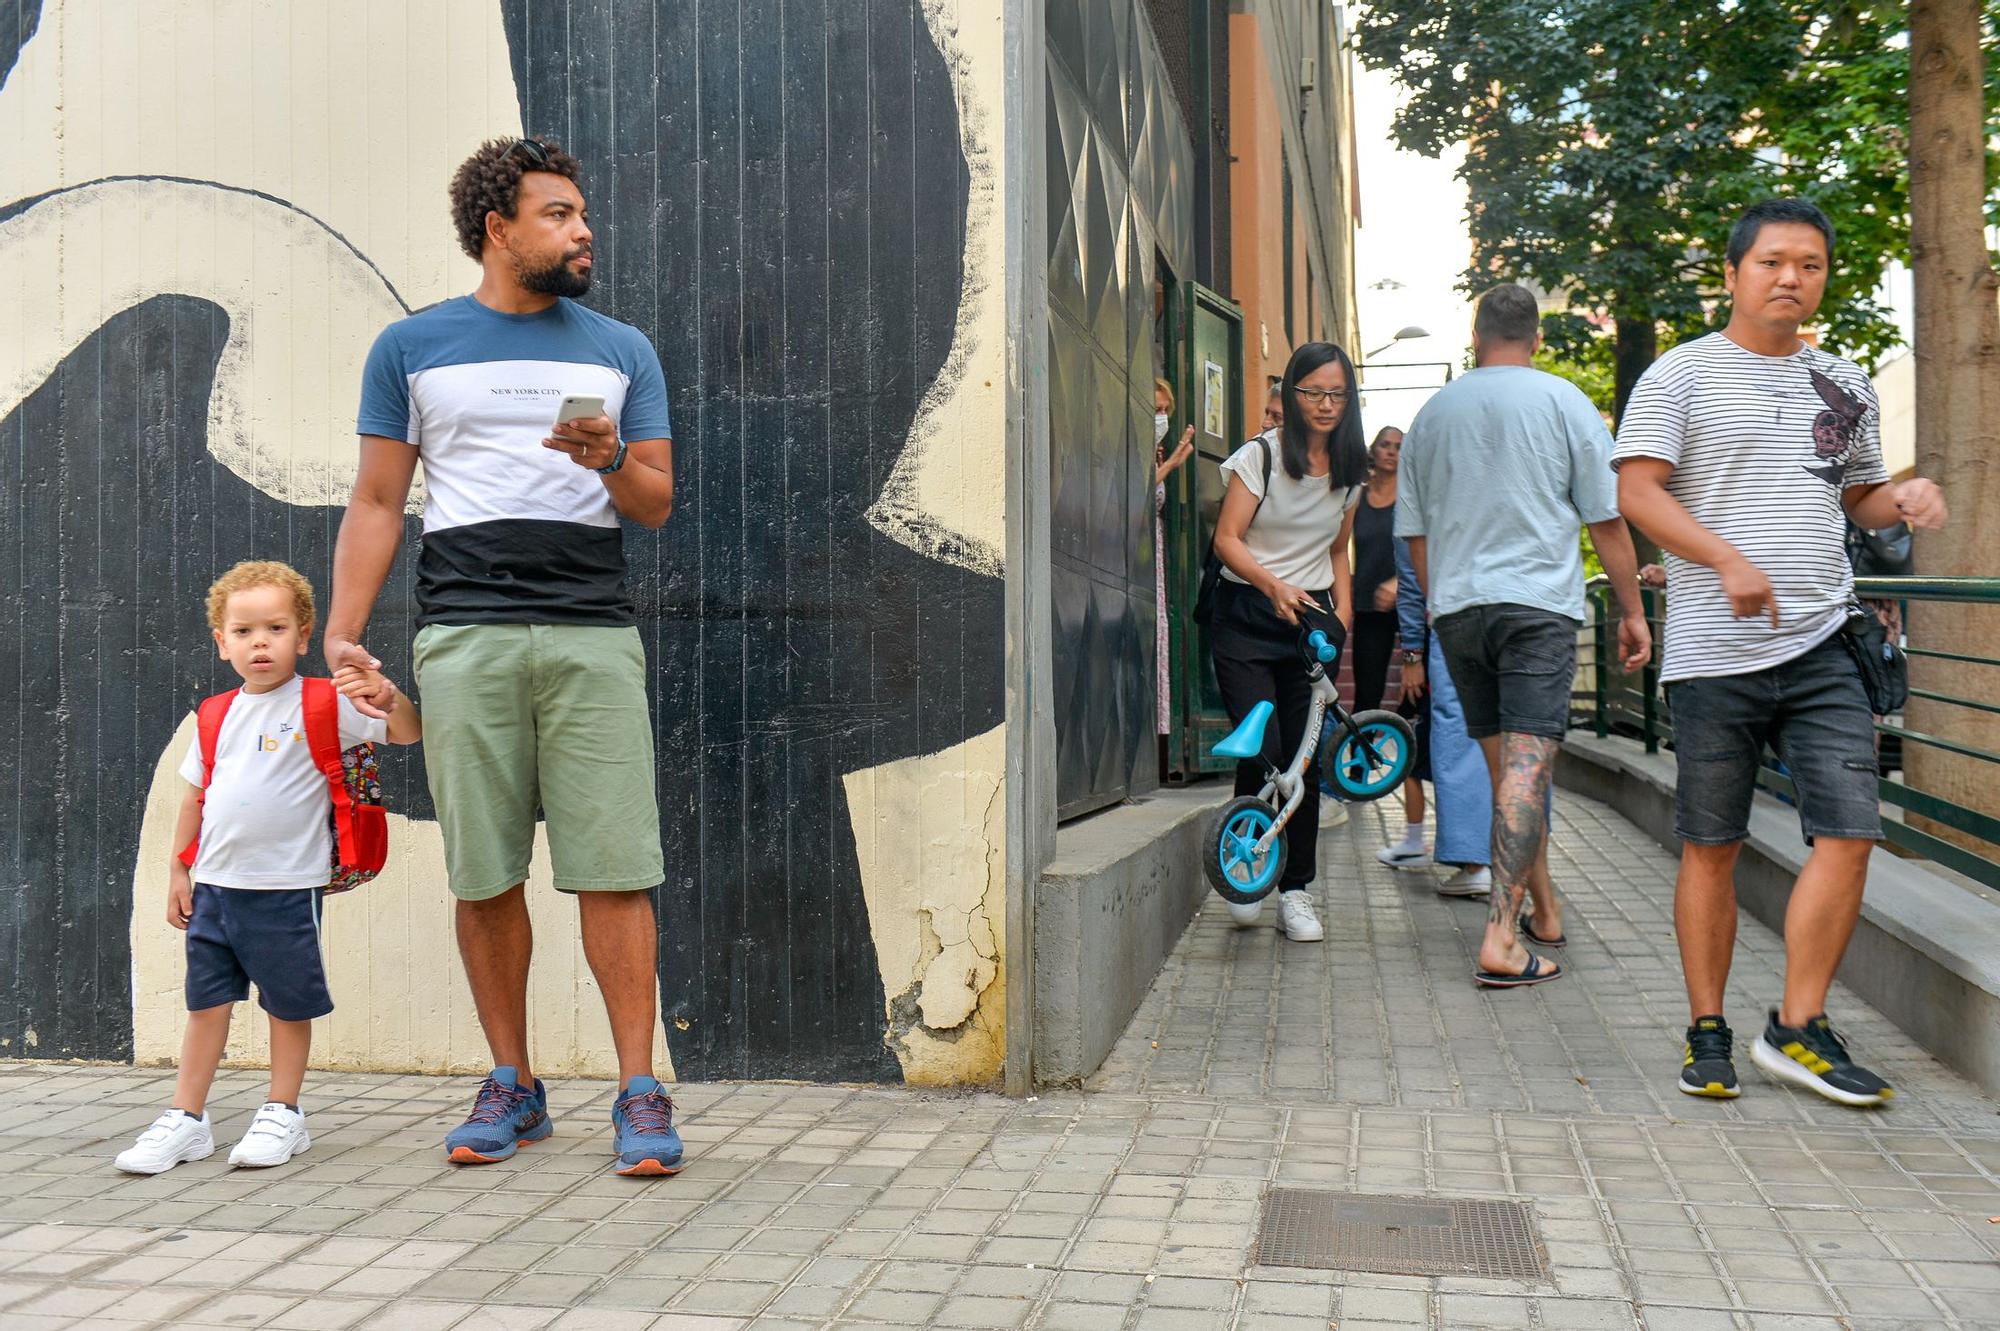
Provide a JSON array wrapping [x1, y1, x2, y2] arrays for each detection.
[[1292, 387, 1350, 405], [510, 138, 551, 166]]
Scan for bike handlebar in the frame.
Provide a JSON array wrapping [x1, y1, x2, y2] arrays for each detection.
[[1306, 630, 1338, 664]]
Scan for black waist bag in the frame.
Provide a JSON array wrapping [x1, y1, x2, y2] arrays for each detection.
[[1192, 436, 1272, 626], [1838, 606, 1907, 715]]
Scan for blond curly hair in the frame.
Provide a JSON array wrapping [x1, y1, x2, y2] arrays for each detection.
[[205, 560, 316, 633]]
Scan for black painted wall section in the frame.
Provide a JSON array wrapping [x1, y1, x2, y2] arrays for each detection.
[[0, 1, 1000, 1082]]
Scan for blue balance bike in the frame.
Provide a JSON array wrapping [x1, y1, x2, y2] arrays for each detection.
[[1202, 628, 1417, 904]]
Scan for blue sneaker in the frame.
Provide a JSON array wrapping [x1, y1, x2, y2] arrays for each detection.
[[445, 1066, 552, 1164], [611, 1075, 684, 1177]]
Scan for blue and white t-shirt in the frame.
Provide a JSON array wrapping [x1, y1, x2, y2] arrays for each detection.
[[357, 296, 672, 626]]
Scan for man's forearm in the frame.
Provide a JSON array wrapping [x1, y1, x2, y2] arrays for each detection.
[[1842, 482, 1899, 530], [1587, 517, 1645, 618], [1617, 474, 1742, 573], [602, 459, 674, 528], [325, 498, 403, 644]]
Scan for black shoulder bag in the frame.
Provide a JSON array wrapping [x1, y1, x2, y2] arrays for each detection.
[[1191, 436, 1274, 626], [1837, 602, 1908, 715]]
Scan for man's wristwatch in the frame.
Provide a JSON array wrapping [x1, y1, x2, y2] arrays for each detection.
[[1400, 649, 1424, 664], [592, 437, 629, 475]]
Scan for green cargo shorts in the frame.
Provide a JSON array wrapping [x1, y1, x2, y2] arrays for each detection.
[[413, 624, 664, 901]]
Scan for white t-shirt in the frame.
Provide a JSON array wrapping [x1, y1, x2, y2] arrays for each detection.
[[1218, 432, 1360, 590], [178, 676, 388, 890], [1612, 333, 1890, 683]]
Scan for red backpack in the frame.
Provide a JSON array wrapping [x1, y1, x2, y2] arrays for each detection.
[[177, 677, 389, 894]]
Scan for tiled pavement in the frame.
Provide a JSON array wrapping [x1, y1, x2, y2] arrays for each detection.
[[3, 790, 1997, 1330]]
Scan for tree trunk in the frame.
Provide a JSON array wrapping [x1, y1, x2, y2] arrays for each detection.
[[1611, 315, 1658, 428], [1904, 0, 2000, 856], [1612, 315, 1662, 564]]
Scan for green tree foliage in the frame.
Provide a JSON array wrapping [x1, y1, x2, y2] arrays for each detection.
[[1356, 3, 1999, 414]]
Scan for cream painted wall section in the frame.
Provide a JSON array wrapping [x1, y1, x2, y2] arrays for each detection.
[[130, 718, 674, 1078], [844, 724, 1008, 1086], [867, 1, 1009, 577], [0, 0, 521, 508]]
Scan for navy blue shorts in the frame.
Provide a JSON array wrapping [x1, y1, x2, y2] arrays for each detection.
[[1665, 632, 1883, 846], [185, 884, 333, 1022]]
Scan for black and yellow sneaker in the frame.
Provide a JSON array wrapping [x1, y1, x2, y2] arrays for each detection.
[[1750, 1009, 1895, 1107], [1678, 1016, 1740, 1098]]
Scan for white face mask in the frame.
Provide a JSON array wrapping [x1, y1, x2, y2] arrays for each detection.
[[1154, 412, 1171, 444]]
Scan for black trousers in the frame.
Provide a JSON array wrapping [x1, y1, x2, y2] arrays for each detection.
[[1350, 610, 1397, 713], [1208, 581, 1346, 892]]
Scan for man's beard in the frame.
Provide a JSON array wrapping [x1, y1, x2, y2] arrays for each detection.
[[519, 250, 592, 298]]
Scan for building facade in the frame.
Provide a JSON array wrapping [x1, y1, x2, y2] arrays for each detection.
[[1, 0, 1357, 1088]]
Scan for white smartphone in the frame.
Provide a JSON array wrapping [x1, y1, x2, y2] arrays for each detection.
[[554, 394, 605, 426]]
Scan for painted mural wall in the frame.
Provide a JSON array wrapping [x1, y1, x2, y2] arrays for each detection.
[[0, 0, 1011, 1085]]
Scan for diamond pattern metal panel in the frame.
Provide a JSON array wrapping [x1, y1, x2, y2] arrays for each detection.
[[1085, 128, 1130, 357], [1256, 1190, 1552, 1282], [1046, 0, 1196, 818], [1047, 323, 1089, 564], [1047, 69, 1090, 328]]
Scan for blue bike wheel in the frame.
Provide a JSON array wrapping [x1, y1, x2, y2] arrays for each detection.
[[1203, 796, 1286, 903], [1328, 709, 1415, 801]]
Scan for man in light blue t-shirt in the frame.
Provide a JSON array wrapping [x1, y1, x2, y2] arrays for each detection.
[[1397, 283, 1650, 990]]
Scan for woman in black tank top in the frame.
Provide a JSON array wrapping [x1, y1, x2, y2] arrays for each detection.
[[1350, 427, 1405, 713]]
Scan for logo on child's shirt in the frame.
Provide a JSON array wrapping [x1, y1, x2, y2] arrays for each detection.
[[258, 730, 308, 753]]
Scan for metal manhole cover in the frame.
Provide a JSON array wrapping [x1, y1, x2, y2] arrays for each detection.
[[1255, 1189, 1549, 1281]]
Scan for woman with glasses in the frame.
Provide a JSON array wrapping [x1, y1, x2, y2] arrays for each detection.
[[1209, 342, 1368, 942]]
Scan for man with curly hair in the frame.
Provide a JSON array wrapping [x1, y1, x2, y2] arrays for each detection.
[[326, 136, 683, 1177]]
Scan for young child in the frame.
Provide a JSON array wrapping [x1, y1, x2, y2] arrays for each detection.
[[115, 561, 421, 1174]]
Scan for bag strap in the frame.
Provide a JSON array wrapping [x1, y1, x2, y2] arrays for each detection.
[[300, 677, 362, 865], [176, 688, 240, 868]]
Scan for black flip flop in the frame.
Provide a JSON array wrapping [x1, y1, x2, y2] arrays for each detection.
[[1473, 953, 1563, 989], [1519, 914, 1567, 948]]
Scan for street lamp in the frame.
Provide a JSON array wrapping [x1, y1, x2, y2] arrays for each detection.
[[1365, 325, 1431, 359]]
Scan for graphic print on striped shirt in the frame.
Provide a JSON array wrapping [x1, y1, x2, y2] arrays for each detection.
[[357, 296, 672, 627], [1611, 332, 1888, 683]]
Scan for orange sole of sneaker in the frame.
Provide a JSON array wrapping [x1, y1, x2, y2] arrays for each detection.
[[615, 1158, 684, 1177], [448, 1136, 544, 1165]]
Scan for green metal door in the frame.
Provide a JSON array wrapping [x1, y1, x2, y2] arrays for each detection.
[[1164, 282, 1246, 778]]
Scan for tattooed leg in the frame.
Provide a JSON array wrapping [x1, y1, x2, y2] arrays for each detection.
[[1475, 733, 1560, 975]]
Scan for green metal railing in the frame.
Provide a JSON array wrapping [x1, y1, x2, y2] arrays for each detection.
[[1572, 575, 2000, 896]]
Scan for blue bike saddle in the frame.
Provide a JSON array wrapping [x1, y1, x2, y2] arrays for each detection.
[[1212, 701, 1274, 760]]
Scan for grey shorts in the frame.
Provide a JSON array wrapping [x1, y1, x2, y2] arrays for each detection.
[[1664, 632, 1882, 846], [1433, 604, 1580, 740]]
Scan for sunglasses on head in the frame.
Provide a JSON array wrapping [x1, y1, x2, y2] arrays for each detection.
[[510, 138, 551, 166]]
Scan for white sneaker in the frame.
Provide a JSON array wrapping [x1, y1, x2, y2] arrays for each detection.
[[1437, 866, 1493, 898], [1376, 841, 1432, 869], [228, 1103, 310, 1168], [1277, 891, 1325, 941], [115, 1109, 214, 1175], [1223, 896, 1265, 927], [1318, 800, 1349, 828]]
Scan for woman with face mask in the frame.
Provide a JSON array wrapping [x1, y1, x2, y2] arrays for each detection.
[[1153, 380, 1197, 741], [1207, 343, 1368, 942]]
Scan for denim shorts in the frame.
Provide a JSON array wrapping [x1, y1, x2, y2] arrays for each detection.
[[1433, 603, 1580, 740], [1665, 632, 1882, 845], [185, 884, 332, 1022]]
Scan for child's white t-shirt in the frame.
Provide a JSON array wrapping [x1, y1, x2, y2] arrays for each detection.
[[178, 676, 388, 890]]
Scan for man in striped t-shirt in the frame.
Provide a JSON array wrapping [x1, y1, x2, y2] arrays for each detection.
[[1616, 199, 1948, 1109]]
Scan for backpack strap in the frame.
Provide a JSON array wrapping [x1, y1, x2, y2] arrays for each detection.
[[1252, 433, 1274, 517], [300, 678, 362, 867], [176, 688, 240, 868]]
